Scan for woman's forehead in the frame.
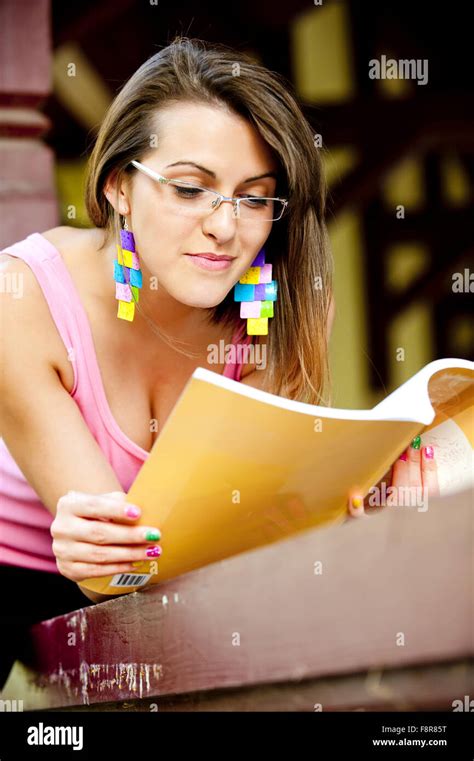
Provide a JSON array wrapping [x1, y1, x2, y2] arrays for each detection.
[[150, 103, 278, 170]]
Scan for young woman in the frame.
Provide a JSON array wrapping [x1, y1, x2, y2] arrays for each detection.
[[0, 37, 438, 688]]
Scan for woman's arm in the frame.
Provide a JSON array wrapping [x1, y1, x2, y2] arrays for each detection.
[[0, 255, 126, 509], [0, 255, 160, 598]]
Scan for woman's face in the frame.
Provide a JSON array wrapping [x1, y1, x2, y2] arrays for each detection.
[[112, 101, 279, 310]]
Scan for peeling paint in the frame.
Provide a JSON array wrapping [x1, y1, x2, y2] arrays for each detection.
[[65, 609, 88, 643], [38, 662, 74, 700], [35, 662, 164, 705], [80, 661, 90, 704]]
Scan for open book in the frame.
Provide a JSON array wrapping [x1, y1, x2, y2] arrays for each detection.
[[80, 358, 473, 595]]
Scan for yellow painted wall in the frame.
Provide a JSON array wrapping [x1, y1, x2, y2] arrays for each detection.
[[291, 2, 469, 409], [55, 159, 89, 227]]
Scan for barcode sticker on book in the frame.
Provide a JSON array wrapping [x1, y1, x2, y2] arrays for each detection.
[[110, 573, 152, 588]]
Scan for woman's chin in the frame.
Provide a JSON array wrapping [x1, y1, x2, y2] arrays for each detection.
[[169, 293, 225, 310], [173, 284, 230, 310]]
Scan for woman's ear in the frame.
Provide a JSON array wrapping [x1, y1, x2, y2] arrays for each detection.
[[103, 170, 131, 216]]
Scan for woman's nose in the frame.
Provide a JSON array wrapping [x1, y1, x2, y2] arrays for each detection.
[[202, 199, 239, 237]]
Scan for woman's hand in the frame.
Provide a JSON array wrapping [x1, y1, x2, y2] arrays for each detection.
[[347, 436, 439, 518], [50, 490, 163, 582]]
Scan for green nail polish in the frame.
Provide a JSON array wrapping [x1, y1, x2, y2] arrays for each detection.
[[411, 435, 421, 450], [145, 529, 161, 541]]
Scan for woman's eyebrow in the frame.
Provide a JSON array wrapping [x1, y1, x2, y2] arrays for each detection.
[[164, 160, 277, 183]]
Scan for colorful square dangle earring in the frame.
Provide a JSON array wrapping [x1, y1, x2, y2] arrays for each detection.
[[233, 247, 277, 335], [113, 219, 143, 321]]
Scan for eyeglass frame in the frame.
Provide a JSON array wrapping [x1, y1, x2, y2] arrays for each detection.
[[128, 160, 289, 221]]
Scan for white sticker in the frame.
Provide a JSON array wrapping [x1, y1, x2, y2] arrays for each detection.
[[109, 573, 152, 588]]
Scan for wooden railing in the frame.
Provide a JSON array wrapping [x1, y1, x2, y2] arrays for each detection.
[[2, 487, 472, 711]]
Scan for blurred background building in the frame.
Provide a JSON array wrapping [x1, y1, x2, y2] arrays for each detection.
[[1, 0, 472, 408]]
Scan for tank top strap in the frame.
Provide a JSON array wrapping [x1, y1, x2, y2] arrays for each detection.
[[0, 232, 84, 394]]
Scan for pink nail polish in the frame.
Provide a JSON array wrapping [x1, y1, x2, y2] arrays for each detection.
[[146, 546, 162, 558], [423, 445, 434, 459], [399, 452, 408, 461], [125, 505, 140, 518]]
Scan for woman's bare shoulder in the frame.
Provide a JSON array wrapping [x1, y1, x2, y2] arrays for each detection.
[[0, 226, 90, 303], [41, 225, 105, 257], [0, 226, 101, 269], [41, 225, 76, 245], [39, 226, 110, 304], [0, 227, 83, 387]]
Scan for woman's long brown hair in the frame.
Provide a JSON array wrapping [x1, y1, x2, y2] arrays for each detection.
[[85, 35, 334, 405]]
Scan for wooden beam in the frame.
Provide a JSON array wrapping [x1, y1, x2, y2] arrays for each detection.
[[389, 246, 473, 316], [3, 487, 472, 710], [304, 95, 474, 148], [54, 659, 474, 713], [376, 208, 473, 245]]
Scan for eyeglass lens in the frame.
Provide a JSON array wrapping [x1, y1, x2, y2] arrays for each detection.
[[158, 180, 284, 221]]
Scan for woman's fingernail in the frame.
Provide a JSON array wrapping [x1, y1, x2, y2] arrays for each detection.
[[423, 445, 434, 459], [125, 505, 140, 518], [144, 528, 161, 541], [399, 451, 408, 461], [411, 435, 421, 450], [146, 546, 162, 558], [351, 496, 363, 508]]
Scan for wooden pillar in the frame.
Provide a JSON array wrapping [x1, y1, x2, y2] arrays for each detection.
[[0, 0, 58, 248]]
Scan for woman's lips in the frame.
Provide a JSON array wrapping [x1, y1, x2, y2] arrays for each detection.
[[184, 254, 234, 271]]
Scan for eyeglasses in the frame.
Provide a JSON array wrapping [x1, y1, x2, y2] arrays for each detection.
[[129, 160, 288, 223]]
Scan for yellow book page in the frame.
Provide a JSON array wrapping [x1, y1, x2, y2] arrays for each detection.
[[80, 364, 473, 595], [421, 375, 473, 495], [80, 377, 429, 595]]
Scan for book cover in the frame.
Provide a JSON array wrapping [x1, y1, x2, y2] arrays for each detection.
[[80, 358, 473, 595]]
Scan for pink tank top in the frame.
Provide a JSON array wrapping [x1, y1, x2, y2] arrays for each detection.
[[0, 232, 253, 573]]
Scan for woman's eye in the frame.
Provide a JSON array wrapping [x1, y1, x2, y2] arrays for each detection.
[[241, 196, 269, 207], [173, 186, 203, 198]]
